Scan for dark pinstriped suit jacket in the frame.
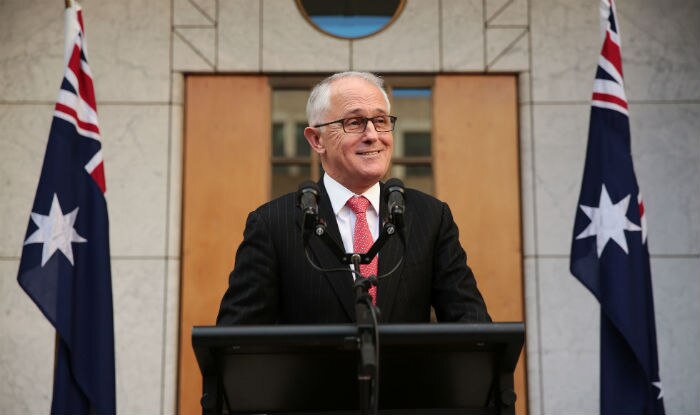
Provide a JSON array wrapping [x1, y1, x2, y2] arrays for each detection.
[[216, 180, 491, 325]]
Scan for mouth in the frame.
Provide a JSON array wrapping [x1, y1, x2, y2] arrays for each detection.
[[356, 149, 382, 157]]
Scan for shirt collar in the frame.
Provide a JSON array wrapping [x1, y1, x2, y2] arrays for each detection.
[[323, 173, 381, 216]]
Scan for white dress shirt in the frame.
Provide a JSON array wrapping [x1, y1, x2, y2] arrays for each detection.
[[323, 174, 381, 278]]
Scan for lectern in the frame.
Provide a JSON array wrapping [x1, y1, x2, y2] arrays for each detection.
[[193, 323, 524, 414]]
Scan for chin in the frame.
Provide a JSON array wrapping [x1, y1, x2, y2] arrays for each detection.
[[360, 172, 386, 186]]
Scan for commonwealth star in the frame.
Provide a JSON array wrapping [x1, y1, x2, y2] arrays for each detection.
[[24, 193, 87, 266], [575, 184, 641, 257]]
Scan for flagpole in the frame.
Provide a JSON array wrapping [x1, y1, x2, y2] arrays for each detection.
[[59, 0, 70, 390], [56, 0, 70, 404]]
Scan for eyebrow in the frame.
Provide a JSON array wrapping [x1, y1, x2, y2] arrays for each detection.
[[342, 108, 388, 117]]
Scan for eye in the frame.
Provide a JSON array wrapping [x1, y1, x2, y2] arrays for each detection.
[[372, 115, 389, 128], [345, 117, 363, 127]]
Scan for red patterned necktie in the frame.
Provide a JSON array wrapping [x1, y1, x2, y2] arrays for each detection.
[[346, 196, 378, 305]]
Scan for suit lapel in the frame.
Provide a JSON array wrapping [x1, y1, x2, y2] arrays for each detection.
[[296, 180, 408, 322], [376, 183, 408, 322], [299, 181, 355, 321]]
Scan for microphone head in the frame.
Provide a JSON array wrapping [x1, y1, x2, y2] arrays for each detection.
[[298, 181, 320, 229], [297, 180, 319, 201], [385, 178, 405, 193], [385, 178, 405, 229]]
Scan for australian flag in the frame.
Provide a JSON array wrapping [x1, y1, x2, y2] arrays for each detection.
[[17, 3, 116, 414], [570, 0, 665, 414]]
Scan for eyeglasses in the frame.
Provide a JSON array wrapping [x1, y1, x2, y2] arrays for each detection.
[[313, 115, 397, 133]]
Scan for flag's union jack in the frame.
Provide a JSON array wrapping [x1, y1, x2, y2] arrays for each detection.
[[591, 0, 628, 116], [18, 3, 115, 413], [55, 5, 106, 192], [570, 1, 664, 414]]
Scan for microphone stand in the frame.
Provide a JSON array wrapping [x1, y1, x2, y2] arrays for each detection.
[[352, 252, 378, 415], [303, 216, 400, 415]]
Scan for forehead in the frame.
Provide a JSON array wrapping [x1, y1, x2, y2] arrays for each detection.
[[328, 77, 387, 115]]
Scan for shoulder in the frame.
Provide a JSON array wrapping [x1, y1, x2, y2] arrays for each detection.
[[402, 186, 447, 212], [398, 186, 458, 232], [257, 191, 297, 210], [250, 191, 298, 223]]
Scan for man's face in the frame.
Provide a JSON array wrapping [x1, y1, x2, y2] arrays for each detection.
[[306, 77, 393, 194]]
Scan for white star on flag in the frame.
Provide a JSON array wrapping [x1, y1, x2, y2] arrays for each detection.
[[24, 193, 87, 266], [575, 183, 641, 257]]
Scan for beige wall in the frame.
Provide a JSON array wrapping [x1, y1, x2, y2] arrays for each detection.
[[1, 0, 699, 413]]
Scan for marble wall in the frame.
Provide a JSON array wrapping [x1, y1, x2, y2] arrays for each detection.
[[0, 0, 178, 413], [527, 0, 700, 413], [0, 0, 698, 413]]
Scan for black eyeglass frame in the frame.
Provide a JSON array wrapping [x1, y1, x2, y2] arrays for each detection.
[[313, 115, 398, 133]]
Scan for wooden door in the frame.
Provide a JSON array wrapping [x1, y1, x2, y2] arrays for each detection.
[[178, 75, 270, 414], [434, 74, 526, 414], [179, 74, 526, 414]]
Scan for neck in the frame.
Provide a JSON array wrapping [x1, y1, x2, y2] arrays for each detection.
[[326, 174, 375, 195]]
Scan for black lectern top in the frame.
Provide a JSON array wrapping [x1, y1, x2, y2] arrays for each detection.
[[193, 323, 524, 415]]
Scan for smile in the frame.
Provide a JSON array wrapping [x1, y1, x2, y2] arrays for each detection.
[[357, 150, 382, 156]]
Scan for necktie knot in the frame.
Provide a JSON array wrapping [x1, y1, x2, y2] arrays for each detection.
[[346, 196, 370, 214]]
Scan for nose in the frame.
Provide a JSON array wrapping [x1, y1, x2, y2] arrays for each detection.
[[362, 119, 379, 141]]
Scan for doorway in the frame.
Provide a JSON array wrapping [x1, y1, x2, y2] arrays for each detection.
[[178, 74, 525, 414]]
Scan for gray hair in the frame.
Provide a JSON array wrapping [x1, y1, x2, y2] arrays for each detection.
[[306, 71, 391, 126]]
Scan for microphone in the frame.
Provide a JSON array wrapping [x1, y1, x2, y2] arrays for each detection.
[[298, 181, 319, 229], [385, 178, 405, 229]]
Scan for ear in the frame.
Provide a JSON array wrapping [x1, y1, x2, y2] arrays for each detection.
[[304, 127, 326, 155]]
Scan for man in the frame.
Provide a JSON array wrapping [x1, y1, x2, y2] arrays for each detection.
[[217, 71, 490, 325]]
